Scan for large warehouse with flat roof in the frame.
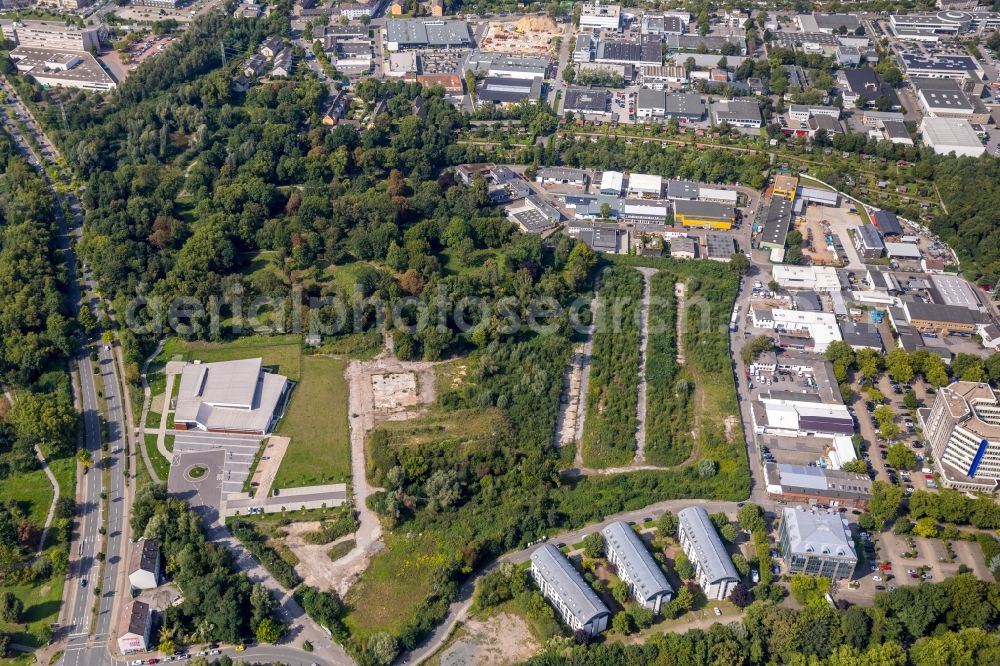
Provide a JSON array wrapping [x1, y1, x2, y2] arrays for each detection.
[[919, 117, 985, 157], [384, 19, 471, 51], [174, 358, 290, 435], [673, 199, 735, 229]]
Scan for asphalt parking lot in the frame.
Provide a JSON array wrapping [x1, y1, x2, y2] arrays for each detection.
[[170, 432, 262, 496], [168, 449, 225, 527]]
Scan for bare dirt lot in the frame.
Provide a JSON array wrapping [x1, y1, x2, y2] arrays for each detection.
[[371, 372, 419, 411], [795, 216, 835, 265], [479, 16, 561, 55], [437, 613, 539, 666]]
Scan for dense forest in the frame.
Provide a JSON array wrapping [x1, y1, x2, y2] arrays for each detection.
[[0, 124, 78, 656], [130, 484, 285, 647]]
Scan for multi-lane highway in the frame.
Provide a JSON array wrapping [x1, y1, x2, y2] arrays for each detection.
[[0, 76, 133, 666]]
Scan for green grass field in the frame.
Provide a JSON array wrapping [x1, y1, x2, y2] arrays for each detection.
[[273, 355, 351, 488], [144, 434, 171, 481], [162, 335, 303, 381], [344, 532, 441, 639], [0, 575, 64, 649], [0, 464, 57, 528]]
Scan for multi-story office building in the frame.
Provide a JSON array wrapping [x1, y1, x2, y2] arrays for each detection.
[[601, 521, 673, 613], [0, 20, 105, 52], [530, 544, 610, 635], [677, 506, 740, 600], [778, 507, 857, 580], [924, 381, 1000, 492]]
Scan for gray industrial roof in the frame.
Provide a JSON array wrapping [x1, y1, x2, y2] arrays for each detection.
[[564, 86, 609, 112], [667, 179, 699, 200], [385, 19, 471, 48], [782, 507, 857, 559], [174, 358, 288, 433], [714, 98, 761, 123], [531, 544, 610, 625], [905, 300, 984, 326], [665, 93, 706, 119], [669, 235, 696, 256], [871, 209, 902, 236], [596, 39, 662, 65], [902, 53, 979, 74], [705, 233, 735, 258], [839, 321, 883, 349], [856, 222, 885, 251], [930, 274, 982, 310], [673, 199, 735, 222], [913, 77, 974, 112], [601, 521, 673, 602], [760, 195, 793, 247], [772, 463, 872, 497], [677, 506, 739, 585], [478, 76, 543, 104]]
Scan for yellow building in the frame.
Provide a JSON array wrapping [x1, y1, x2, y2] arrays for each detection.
[[673, 199, 736, 229], [773, 174, 798, 200], [430, 0, 442, 15], [389, 0, 404, 14]]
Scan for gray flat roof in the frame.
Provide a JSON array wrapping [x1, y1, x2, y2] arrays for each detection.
[[705, 233, 734, 258], [760, 196, 793, 247], [856, 222, 884, 250], [906, 300, 984, 325], [773, 463, 872, 498], [677, 506, 739, 585], [531, 544, 610, 625], [714, 98, 760, 123], [174, 358, 288, 433], [667, 179, 699, 200], [902, 53, 979, 73], [930, 274, 981, 310], [385, 19, 471, 47], [10, 46, 115, 89], [673, 198, 735, 222], [871, 209, 903, 236], [564, 86, 609, 112], [601, 521, 673, 602], [839, 321, 883, 349]]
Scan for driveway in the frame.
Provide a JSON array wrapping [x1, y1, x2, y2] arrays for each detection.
[[168, 449, 225, 528]]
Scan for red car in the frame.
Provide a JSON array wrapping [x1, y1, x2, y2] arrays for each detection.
[[881, 564, 892, 571], [924, 473, 934, 479]]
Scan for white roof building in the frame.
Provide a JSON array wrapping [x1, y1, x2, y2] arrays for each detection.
[[827, 435, 858, 470], [626, 173, 663, 197], [600, 170, 624, 195], [698, 187, 738, 205], [174, 358, 289, 435], [772, 265, 841, 292], [920, 117, 986, 157], [885, 242, 922, 260], [751, 308, 842, 352]]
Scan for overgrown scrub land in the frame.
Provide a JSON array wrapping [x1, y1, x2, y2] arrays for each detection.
[[555, 257, 748, 524], [0, 127, 79, 655], [581, 266, 643, 468], [643, 271, 692, 467]]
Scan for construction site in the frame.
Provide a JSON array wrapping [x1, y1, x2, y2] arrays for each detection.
[[479, 16, 562, 55]]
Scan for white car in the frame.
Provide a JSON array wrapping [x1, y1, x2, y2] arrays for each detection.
[[872, 575, 883, 582], [713, 607, 721, 616]]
